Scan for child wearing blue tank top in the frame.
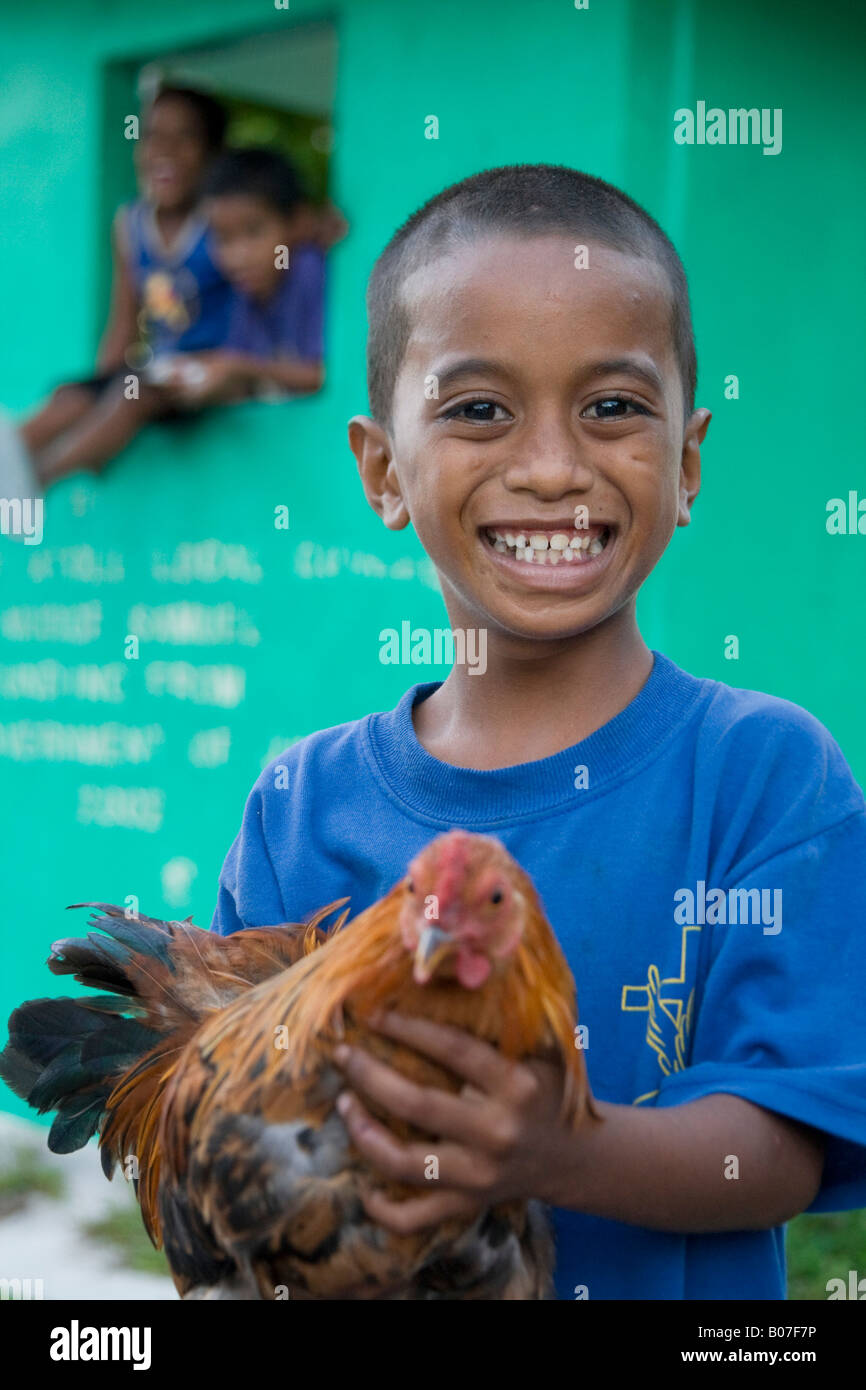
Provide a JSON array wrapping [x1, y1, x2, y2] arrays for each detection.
[[11, 86, 231, 487], [3, 87, 342, 493]]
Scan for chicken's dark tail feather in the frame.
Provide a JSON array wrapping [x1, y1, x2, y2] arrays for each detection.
[[0, 898, 346, 1158], [0, 902, 179, 1152], [0, 992, 161, 1154]]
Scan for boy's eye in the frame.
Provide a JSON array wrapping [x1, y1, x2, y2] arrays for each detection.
[[582, 396, 649, 421], [443, 400, 510, 424]]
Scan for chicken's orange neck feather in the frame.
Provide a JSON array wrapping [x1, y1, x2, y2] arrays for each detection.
[[265, 880, 592, 1127]]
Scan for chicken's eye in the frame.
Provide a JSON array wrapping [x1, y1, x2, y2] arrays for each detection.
[[489, 888, 504, 905], [407, 878, 416, 893]]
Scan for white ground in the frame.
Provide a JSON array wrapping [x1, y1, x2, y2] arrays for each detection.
[[0, 1112, 177, 1300]]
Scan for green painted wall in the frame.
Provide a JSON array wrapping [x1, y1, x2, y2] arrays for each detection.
[[1, 0, 864, 1121]]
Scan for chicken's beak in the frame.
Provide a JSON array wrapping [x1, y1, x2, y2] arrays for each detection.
[[413, 925, 456, 984]]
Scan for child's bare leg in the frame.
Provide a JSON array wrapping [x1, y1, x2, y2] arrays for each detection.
[[19, 384, 98, 455], [35, 382, 168, 485]]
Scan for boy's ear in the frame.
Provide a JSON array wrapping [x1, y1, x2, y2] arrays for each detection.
[[677, 407, 711, 527], [347, 416, 410, 530], [286, 204, 317, 243]]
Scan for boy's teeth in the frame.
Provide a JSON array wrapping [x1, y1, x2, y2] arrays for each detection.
[[485, 525, 610, 565]]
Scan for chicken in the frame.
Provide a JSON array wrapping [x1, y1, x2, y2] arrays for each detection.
[[0, 830, 595, 1299]]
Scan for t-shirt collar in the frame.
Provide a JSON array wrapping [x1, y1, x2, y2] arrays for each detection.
[[364, 650, 704, 825]]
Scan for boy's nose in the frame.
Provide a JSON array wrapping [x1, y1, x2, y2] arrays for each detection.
[[502, 418, 593, 498]]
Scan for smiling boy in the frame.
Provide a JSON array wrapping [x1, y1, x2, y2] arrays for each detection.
[[213, 165, 866, 1300]]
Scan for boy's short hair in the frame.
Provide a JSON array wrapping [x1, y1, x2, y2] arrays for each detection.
[[202, 147, 306, 216], [366, 164, 697, 426], [151, 86, 228, 154]]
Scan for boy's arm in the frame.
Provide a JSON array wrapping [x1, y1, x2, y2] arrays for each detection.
[[228, 351, 324, 395], [333, 1016, 825, 1236], [96, 212, 139, 372], [551, 1092, 824, 1231], [162, 351, 323, 406]]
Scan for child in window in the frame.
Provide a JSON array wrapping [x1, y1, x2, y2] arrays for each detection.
[[155, 147, 329, 408], [8, 85, 232, 488]]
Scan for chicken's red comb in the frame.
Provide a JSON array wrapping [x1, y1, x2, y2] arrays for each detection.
[[414, 829, 478, 912]]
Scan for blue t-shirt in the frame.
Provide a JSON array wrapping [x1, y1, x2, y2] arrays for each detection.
[[120, 200, 234, 356], [224, 243, 325, 362], [211, 652, 866, 1300]]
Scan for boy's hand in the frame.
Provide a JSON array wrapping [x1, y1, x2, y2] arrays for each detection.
[[161, 352, 250, 406], [334, 1015, 825, 1238], [333, 1011, 576, 1233]]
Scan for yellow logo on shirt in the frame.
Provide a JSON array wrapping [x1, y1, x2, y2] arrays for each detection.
[[141, 271, 190, 332], [621, 924, 701, 1104]]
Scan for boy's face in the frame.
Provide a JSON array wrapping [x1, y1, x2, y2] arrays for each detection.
[[351, 234, 709, 648], [138, 99, 210, 212], [205, 194, 306, 301]]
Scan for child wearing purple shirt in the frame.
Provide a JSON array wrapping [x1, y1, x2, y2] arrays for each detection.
[[225, 242, 324, 365], [158, 148, 329, 407]]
